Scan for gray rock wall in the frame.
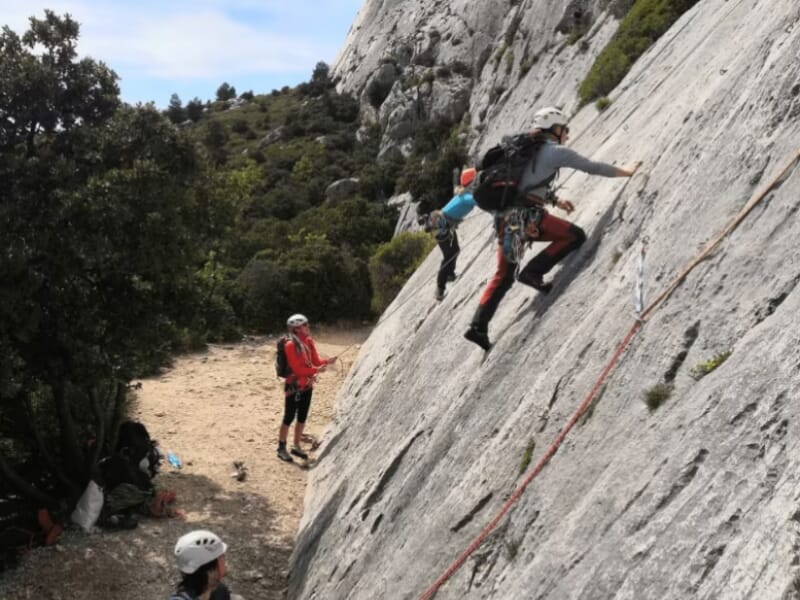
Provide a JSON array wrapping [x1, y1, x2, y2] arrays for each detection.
[[293, 1, 800, 598]]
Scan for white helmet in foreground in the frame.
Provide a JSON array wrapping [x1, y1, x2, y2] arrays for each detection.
[[532, 106, 569, 131], [286, 313, 309, 328], [174, 530, 228, 574]]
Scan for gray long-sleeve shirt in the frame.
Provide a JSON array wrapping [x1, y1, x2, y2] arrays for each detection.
[[520, 140, 619, 198]]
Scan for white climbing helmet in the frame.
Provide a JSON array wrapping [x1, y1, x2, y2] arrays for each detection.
[[174, 530, 227, 574], [286, 313, 309, 329], [532, 106, 569, 131]]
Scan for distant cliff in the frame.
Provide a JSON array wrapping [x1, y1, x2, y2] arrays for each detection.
[[293, 0, 800, 598]]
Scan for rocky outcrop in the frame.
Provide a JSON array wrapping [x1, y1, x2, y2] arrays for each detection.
[[294, 1, 800, 599], [257, 126, 285, 149], [324, 177, 360, 204], [333, 0, 621, 156], [388, 192, 419, 236]]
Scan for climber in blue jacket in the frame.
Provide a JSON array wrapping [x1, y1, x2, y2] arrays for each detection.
[[419, 171, 477, 300]]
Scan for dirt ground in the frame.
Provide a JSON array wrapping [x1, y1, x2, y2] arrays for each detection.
[[0, 326, 369, 600]]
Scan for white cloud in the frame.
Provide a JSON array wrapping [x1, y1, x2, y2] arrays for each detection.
[[1, 1, 356, 79], [92, 11, 333, 79]]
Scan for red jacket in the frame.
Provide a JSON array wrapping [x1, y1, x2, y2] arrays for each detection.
[[284, 332, 329, 391]]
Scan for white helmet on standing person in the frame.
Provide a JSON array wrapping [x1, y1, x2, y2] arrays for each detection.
[[174, 530, 227, 574], [532, 106, 569, 132], [286, 313, 309, 329]]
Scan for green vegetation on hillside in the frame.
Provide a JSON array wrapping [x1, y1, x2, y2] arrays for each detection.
[[579, 0, 700, 105], [1, 11, 468, 510]]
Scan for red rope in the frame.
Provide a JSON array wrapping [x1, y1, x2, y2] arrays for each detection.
[[418, 322, 640, 600], [418, 147, 800, 600]]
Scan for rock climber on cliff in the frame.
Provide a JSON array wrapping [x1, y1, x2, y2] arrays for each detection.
[[418, 171, 478, 301], [464, 106, 641, 351]]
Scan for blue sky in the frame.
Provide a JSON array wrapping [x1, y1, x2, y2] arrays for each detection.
[[1, 1, 363, 107]]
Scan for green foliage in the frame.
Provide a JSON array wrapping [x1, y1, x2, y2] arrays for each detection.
[[186, 97, 204, 122], [492, 43, 508, 68], [396, 122, 468, 214], [368, 232, 435, 313], [596, 96, 612, 112], [690, 351, 731, 381], [519, 438, 536, 474], [216, 81, 237, 101], [167, 93, 187, 124], [579, 0, 700, 104], [643, 383, 673, 412], [567, 24, 590, 45], [234, 237, 371, 330], [519, 53, 538, 77], [0, 12, 238, 502], [505, 50, 515, 74]]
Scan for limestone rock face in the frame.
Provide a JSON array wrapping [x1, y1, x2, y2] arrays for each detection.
[[388, 192, 419, 236], [294, 1, 800, 599]]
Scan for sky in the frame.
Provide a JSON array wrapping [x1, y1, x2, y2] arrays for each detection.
[[1, 1, 363, 107]]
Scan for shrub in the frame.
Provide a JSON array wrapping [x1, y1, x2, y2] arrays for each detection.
[[369, 232, 435, 313], [596, 96, 612, 112], [519, 438, 536, 474], [690, 351, 731, 380], [235, 238, 371, 330], [579, 0, 700, 104], [231, 118, 250, 135], [643, 383, 673, 412]]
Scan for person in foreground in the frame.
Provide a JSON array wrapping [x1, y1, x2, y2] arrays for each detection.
[[465, 106, 641, 351], [170, 530, 242, 600]]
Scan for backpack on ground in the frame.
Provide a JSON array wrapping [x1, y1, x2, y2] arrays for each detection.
[[115, 420, 161, 480], [473, 133, 546, 213], [275, 335, 292, 378]]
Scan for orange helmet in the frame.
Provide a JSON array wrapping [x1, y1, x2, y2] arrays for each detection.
[[460, 167, 477, 187]]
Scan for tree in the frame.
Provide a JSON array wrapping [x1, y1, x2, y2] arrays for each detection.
[[216, 81, 237, 101], [166, 92, 186, 124], [302, 61, 334, 96], [0, 12, 238, 508], [186, 97, 204, 122]]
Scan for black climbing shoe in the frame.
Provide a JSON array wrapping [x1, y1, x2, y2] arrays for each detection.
[[290, 446, 309, 460], [277, 446, 293, 462], [446, 272, 457, 282], [464, 326, 492, 351], [518, 272, 553, 294], [435, 287, 446, 301]]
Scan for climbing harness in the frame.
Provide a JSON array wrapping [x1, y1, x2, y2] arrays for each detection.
[[418, 146, 800, 600], [501, 207, 544, 277]]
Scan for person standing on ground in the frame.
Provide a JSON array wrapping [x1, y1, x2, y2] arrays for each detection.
[[465, 106, 641, 350], [420, 170, 478, 300], [277, 313, 336, 462]]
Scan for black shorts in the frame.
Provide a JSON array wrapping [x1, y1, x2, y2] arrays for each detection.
[[283, 386, 313, 425]]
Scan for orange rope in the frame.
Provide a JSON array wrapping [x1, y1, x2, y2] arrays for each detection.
[[418, 147, 800, 600]]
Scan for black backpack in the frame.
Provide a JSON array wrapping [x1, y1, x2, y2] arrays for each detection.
[[275, 335, 292, 378], [473, 133, 547, 212]]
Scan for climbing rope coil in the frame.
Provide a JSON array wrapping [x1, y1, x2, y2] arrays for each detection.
[[418, 147, 800, 600]]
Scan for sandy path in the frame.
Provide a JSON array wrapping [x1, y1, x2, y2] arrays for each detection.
[[0, 327, 367, 600]]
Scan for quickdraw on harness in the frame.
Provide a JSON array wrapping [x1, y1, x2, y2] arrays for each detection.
[[500, 206, 545, 273]]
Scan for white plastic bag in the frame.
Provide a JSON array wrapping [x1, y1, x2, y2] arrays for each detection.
[[71, 480, 104, 532]]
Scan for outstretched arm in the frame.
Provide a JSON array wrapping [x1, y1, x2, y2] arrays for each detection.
[[549, 146, 641, 178]]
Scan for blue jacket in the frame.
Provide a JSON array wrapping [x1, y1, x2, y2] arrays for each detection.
[[441, 192, 476, 222]]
